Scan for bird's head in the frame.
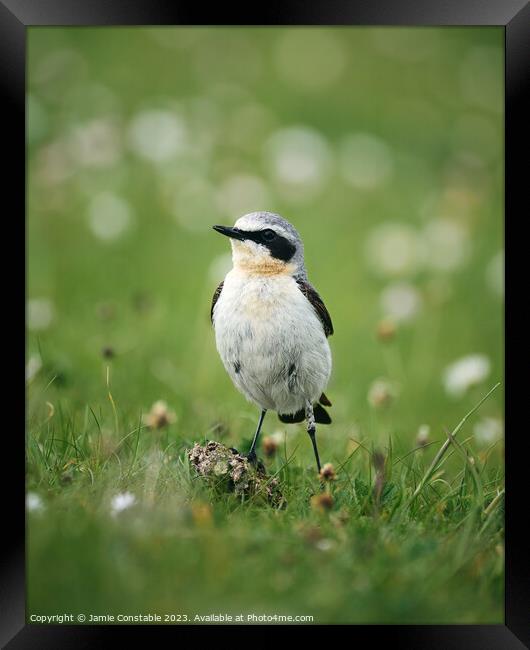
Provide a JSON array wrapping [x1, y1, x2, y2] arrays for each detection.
[[213, 212, 306, 278]]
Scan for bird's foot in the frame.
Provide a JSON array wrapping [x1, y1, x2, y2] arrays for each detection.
[[246, 451, 265, 473], [246, 450, 258, 464]]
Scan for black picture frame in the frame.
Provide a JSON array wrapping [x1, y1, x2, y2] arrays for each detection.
[[5, 0, 528, 646]]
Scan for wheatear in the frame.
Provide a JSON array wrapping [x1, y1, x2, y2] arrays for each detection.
[[211, 211, 333, 473]]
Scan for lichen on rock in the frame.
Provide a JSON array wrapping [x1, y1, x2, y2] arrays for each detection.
[[187, 441, 284, 507]]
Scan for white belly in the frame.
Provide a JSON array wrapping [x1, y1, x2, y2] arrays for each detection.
[[213, 270, 332, 414]]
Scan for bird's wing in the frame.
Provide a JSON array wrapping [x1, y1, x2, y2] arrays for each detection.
[[296, 279, 334, 337], [210, 281, 224, 323]]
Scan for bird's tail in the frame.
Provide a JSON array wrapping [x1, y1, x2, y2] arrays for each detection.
[[278, 393, 332, 425]]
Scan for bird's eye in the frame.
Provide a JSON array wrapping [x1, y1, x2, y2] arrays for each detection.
[[261, 229, 276, 242]]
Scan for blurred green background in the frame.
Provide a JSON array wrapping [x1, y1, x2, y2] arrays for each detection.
[[27, 27, 504, 624]]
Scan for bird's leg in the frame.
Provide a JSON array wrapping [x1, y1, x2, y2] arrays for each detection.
[[247, 409, 267, 464], [305, 401, 321, 474]]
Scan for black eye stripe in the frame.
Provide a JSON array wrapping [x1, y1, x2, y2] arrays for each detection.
[[235, 229, 296, 262]]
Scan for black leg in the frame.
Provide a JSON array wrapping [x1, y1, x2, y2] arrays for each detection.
[[247, 409, 266, 462], [305, 401, 321, 473]]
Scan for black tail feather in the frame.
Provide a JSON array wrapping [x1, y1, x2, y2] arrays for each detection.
[[278, 409, 305, 424], [278, 400, 332, 425]]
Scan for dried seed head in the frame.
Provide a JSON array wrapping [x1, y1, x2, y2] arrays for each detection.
[[367, 379, 396, 408], [310, 493, 334, 512], [101, 346, 115, 359], [142, 400, 177, 430], [319, 462, 336, 482], [315, 538, 334, 552], [376, 319, 397, 342], [262, 436, 279, 457], [416, 424, 430, 447]]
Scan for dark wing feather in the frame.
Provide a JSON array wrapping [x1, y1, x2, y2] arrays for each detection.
[[313, 404, 332, 424], [296, 279, 334, 337], [210, 281, 224, 323]]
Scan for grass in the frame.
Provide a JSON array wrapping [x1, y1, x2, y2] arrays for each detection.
[[27, 372, 504, 624], [27, 26, 504, 624]]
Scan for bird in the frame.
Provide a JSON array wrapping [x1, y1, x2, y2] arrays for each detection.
[[210, 211, 333, 473]]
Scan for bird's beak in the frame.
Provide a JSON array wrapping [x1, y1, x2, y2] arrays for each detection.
[[212, 225, 245, 240]]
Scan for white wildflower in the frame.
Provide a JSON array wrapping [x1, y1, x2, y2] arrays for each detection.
[[473, 417, 503, 446], [110, 492, 136, 515], [421, 218, 470, 272], [269, 430, 285, 446], [26, 354, 42, 382], [27, 299, 54, 331], [416, 425, 430, 447], [339, 133, 393, 190], [88, 192, 132, 242], [365, 223, 425, 277], [128, 109, 187, 163], [315, 539, 334, 552], [368, 378, 396, 408], [27, 492, 44, 512], [443, 354, 491, 397], [380, 282, 421, 323], [70, 118, 122, 168], [264, 127, 333, 200]]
